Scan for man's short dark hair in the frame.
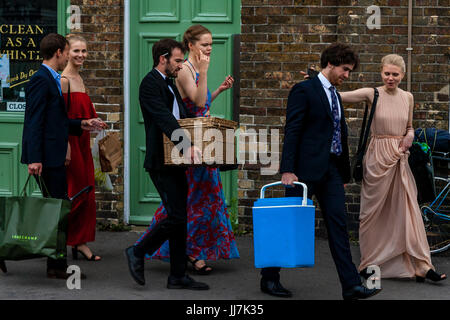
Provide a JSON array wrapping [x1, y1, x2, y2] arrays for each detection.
[[320, 43, 359, 70], [152, 38, 185, 68], [40, 33, 69, 60]]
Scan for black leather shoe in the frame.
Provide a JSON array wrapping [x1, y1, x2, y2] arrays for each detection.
[[47, 268, 87, 280], [260, 278, 293, 298], [167, 275, 209, 290], [0, 260, 7, 273], [342, 285, 382, 300], [125, 246, 145, 286]]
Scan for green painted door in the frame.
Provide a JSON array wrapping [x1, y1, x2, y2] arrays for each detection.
[[128, 0, 240, 225], [0, 0, 69, 197]]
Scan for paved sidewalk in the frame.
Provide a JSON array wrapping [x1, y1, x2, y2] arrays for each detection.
[[0, 231, 448, 300]]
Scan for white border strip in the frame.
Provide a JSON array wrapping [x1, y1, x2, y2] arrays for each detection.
[[123, 0, 130, 224]]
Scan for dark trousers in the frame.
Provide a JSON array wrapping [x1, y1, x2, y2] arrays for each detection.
[[135, 167, 188, 278], [34, 166, 69, 271], [261, 156, 361, 291]]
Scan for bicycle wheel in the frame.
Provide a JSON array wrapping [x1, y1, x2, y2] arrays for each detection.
[[422, 206, 450, 254]]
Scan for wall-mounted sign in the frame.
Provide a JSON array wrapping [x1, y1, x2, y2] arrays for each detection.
[[0, 0, 57, 112], [6, 101, 26, 112]]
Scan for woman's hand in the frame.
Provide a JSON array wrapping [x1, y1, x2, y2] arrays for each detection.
[[218, 75, 234, 92], [211, 75, 234, 102], [300, 67, 319, 80], [81, 118, 108, 131], [195, 50, 210, 74], [399, 131, 414, 153]]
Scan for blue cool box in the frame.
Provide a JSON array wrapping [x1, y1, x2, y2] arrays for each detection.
[[252, 195, 315, 268]]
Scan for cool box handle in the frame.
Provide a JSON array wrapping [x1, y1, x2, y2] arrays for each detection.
[[260, 181, 308, 206]]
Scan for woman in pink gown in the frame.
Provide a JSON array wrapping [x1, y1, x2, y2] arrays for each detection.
[[340, 54, 446, 282]]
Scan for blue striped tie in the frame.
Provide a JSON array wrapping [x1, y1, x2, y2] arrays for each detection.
[[329, 86, 342, 155]]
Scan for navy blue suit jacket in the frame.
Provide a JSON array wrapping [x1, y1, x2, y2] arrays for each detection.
[[21, 65, 82, 167], [280, 76, 351, 183]]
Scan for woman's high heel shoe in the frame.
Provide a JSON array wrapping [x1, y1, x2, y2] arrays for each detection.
[[187, 257, 212, 275], [72, 245, 101, 261], [416, 269, 447, 283]]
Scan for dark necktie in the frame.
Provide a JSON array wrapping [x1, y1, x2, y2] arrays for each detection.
[[329, 86, 342, 156], [165, 77, 174, 87]]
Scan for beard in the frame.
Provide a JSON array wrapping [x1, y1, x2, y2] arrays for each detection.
[[165, 65, 179, 78], [328, 72, 340, 86]]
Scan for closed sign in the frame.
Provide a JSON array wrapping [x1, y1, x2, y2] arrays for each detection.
[[7, 102, 26, 112]]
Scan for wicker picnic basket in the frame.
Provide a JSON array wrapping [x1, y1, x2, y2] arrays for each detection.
[[163, 117, 238, 166]]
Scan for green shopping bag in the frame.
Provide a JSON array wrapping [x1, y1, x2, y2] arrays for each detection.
[[0, 175, 71, 261]]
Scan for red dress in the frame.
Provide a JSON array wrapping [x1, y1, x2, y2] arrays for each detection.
[[63, 92, 98, 246]]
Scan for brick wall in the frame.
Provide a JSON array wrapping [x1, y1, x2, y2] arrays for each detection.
[[69, 0, 125, 226], [239, 0, 449, 237]]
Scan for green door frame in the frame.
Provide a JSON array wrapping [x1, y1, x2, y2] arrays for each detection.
[[58, 0, 72, 35]]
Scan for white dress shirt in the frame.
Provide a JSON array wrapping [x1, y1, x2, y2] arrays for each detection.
[[156, 69, 180, 120], [318, 72, 341, 119]]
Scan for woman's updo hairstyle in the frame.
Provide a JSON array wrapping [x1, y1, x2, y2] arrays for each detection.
[[182, 25, 211, 51], [66, 34, 87, 45], [380, 54, 406, 73]]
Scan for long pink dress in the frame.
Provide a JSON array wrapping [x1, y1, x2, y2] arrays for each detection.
[[358, 87, 434, 278]]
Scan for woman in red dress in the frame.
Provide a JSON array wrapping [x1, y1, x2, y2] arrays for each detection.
[[61, 34, 107, 261]]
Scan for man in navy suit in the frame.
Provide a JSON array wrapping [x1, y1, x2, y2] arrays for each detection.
[[20, 33, 104, 279], [124, 39, 208, 290], [260, 43, 382, 300]]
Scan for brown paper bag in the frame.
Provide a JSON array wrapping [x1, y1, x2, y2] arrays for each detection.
[[98, 132, 122, 172]]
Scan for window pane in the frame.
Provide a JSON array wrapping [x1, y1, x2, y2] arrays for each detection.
[[0, 0, 57, 112]]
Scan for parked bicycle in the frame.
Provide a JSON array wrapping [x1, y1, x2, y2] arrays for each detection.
[[420, 151, 450, 254]]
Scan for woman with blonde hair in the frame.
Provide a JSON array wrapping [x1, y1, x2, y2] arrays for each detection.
[[339, 54, 446, 282], [136, 25, 239, 274], [62, 34, 107, 261]]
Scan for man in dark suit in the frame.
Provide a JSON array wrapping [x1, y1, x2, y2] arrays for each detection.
[[20, 33, 105, 279], [125, 39, 208, 290], [260, 43, 382, 300]]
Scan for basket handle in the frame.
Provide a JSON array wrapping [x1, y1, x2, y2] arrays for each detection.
[[260, 181, 308, 206]]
